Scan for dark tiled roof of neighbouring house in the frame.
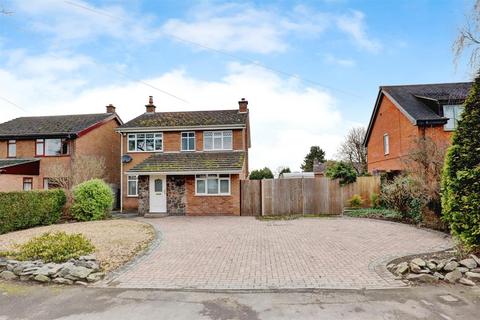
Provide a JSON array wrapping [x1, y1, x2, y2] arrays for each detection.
[[128, 151, 245, 173], [0, 158, 39, 169], [381, 82, 473, 122], [364, 81, 473, 146], [119, 110, 248, 129], [0, 113, 119, 139]]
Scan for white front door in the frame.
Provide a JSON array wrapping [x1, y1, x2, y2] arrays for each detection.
[[149, 175, 166, 213]]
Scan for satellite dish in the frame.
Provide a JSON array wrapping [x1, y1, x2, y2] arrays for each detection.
[[122, 154, 132, 163]]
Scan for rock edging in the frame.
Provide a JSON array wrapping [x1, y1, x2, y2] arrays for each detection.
[[388, 254, 480, 287], [0, 255, 104, 285]]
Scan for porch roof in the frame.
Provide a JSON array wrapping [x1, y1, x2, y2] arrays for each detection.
[[0, 158, 40, 175], [127, 151, 245, 174]]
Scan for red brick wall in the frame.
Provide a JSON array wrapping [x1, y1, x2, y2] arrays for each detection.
[[367, 95, 453, 172], [0, 175, 39, 192], [184, 174, 240, 215]]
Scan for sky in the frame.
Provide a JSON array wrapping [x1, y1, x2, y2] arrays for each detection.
[[0, 0, 475, 172]]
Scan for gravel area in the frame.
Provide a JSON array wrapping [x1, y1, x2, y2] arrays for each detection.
[[0, 220, 155, 272]]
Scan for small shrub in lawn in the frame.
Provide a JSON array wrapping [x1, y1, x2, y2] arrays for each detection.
[[348, 194, 363, 208], [71, 179, 113, 221], [14, 231, 95, 263], [0, 189, 66, 234]]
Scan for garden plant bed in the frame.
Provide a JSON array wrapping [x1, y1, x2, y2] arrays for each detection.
[[0, 220, 155, 272]]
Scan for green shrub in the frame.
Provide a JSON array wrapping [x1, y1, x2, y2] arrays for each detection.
[[345, 208, 403, 220], [249, 167, 274, 180], [14, 231, 95, 263], [0, 189, 66, 234], [442, 76, 480, 251], [325, 161, 357, 185], [380, 175, 427, 222], [348, 194, 363, 208], [370, 192, 380, 209], [71, 179, 113, 221]]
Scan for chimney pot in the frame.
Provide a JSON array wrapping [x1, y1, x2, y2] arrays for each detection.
[[146, 96, 156, 113], [106, 104, 116, 113], [238, 98, 248, 113]]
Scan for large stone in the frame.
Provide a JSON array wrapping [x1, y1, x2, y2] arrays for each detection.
[[433, 272, 444, 280], [411, 258, 426, 267], [67, 266, 92, 280], [55, 263, 75, 278], [459, 278, 475, 286], [406, 273, 438, 283], [395, 262, 409, 275], [436, 261, 446, 271], [52, 277, 73, 285], [33, 274, 50, 283], [445, 270, 463, 283], [465, 272, 480, 281], [75, 260, 100, 271], [459, 258, 478, 269], [471, 268, 480, 273], [86, 272, 105, 283], [469, 254, 480, 266], [409, 262, 422, 274], [0, 270, 17, 280], [426, 262, 437, 270], [12, 265, 26, 276], [443, 261, 459, 272]]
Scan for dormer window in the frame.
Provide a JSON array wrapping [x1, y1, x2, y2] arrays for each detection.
[[443, 104, 464, 131]]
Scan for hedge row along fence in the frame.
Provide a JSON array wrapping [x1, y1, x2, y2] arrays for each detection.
[[0, 189, 66, 234]]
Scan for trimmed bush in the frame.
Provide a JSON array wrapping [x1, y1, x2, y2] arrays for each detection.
[[71, 179, 113, 221], [13, 231, 95, 263], [370, 192, 380, 209], [249, 167, 274, 180], [348, 194, 363, 208], [325, 161, 357, 185], [0, 189, 66, 234], [442, 75, 480, 251]]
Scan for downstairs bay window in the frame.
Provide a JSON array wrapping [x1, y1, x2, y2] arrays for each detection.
[[195, 174, 231, 195]]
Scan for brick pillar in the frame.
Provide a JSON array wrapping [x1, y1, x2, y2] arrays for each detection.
[[138, 175, 150, 216]]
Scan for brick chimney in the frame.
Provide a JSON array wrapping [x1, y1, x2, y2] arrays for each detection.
[[146, 96, 156, 113], [238, 98, 248, 113], [106, 104, 116, 113]]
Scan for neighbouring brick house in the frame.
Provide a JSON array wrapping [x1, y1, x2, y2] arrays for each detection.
[[0, 105, 122, 192], [118, 96, 251, 216], [364, 82, 473, 174]]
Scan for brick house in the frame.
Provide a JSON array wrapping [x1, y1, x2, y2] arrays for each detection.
[[118, 97, 251, 216], [0, 105, 122, 192], [364, 82, 472, 174]]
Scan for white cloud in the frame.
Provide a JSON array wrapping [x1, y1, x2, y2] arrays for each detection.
[[336, 10, 382, 53], [0, 57, 348, 171], [324, 53, 356, 67]]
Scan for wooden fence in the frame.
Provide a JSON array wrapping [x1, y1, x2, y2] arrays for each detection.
[[240, 176, 380, 216]]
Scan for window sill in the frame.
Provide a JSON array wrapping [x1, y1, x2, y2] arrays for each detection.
[[127, 151, 163, 153], [126, 195, 138, 198], [35, 155, 70, 158], [195, 194, 231, 197]]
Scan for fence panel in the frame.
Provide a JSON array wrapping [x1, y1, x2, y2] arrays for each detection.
[[240, 176, 380, 216]]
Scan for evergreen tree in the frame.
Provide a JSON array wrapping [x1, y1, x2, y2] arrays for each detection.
[[301, 146, 326, 172], [442, 74, 480, 251], [249, 167, 274, 180]]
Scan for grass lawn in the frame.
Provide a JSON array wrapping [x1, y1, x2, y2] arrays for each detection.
[[0, 219, 155, 271]]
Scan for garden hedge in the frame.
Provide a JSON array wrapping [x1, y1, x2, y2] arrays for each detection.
[[0, 189, 66, 234]]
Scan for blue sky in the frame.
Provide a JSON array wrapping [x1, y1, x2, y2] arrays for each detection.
[[0, 0, 475, 171]]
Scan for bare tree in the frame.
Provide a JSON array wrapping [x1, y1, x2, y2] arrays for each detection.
[[337, 127, 367, 174], [453, 0, 480, 71], [45, 155, 107, 190]]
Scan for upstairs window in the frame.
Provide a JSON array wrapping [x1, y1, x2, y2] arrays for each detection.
[[36, 139, 69, 156], [7, 140, 16, 158], [128, 133, 163, 152], [181, 132, 195, 151], [383, 134, 389, 155], [204, 131, 232, 151], [443, 104, 464, 130]]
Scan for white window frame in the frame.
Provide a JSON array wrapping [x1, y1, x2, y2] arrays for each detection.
[[7, 140, 16, 158], [443, 104, 464, 131], [127, 175, 138, 197], [195, 174, 231, 196], [127, 133, 163, 152], [203, 131, 233, 151], [383, 133, 390, 155], [181, 132, 196, 151]]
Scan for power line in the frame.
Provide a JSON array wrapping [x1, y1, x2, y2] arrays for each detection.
[[63, 0, 362, 98], [0, 95, 28, 113]]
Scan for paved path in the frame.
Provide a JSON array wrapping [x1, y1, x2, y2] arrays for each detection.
[[104, 217, 452, 290]]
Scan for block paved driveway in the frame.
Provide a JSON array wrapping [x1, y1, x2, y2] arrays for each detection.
[[104, 217, 452, 290]]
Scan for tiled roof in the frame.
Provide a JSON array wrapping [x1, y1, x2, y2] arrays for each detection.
[[119, 110, 247, 129], [0, 158, 39, 169], [381, 82, 473, 122], [128, 152, 245, 173], [0, 113, 118, 139]]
